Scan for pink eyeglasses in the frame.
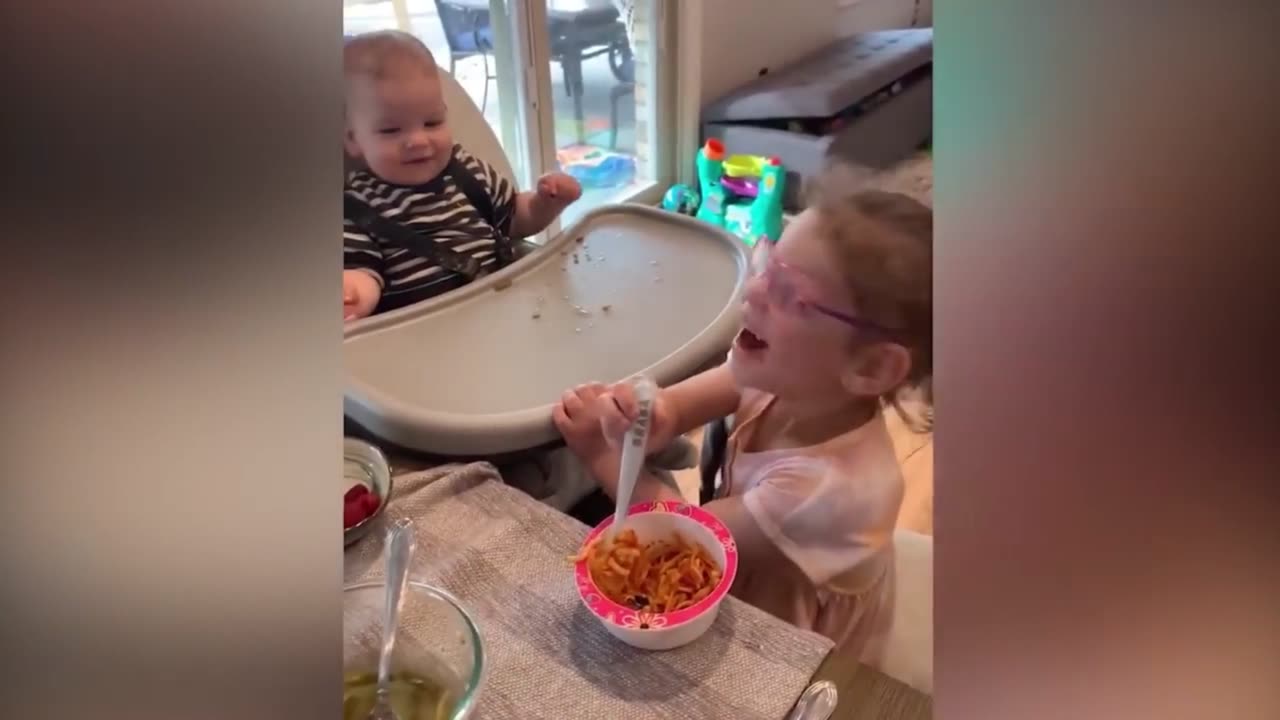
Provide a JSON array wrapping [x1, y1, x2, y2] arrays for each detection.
[[749, 240, 898, 335]]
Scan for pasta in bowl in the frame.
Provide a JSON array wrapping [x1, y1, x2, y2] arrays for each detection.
[[573, 502, 739, 650]]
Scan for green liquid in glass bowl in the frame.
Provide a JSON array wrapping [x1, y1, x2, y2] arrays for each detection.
[[342, 670, 458, 720], [344, 581, 485, 720]]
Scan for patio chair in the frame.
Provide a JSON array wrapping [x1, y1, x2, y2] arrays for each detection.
[[604, 3, 634, 150], [608, 81, 635, 150], [549, 14, 629, 144], [434, 0, 497, 113], [604, 0, 636, 72]]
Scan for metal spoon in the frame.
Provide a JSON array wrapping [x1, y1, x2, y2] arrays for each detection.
[[786, 680, 838, 720], [371, 518, 417, 720]]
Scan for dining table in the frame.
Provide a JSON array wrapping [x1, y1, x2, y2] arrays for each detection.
[[344, 460, 933, 720]]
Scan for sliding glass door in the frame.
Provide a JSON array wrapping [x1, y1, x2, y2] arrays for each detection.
[[343, 0, 680, 236], [523, 0, 673, 227]]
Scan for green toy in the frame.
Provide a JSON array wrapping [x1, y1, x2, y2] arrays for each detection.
[[691, 138, 785, 247]]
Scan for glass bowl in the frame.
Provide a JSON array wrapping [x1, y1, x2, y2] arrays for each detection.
[[343, 438, 393, 547], [343, 581, 485, 720]]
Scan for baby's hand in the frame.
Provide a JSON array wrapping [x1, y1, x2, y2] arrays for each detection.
[[343, 270, 380, 322], [553, 383, 615, 464], [535, 172, 582, 207]]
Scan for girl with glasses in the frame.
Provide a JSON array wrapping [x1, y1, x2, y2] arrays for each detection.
[[554, 166, 932, 666]]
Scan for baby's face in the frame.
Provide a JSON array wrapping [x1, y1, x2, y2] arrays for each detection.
[[345, 63, 453, 186]]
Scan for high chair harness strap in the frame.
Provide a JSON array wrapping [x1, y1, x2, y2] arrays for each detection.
[[444, 155, 516, 267], [344, 156, 515, 281]]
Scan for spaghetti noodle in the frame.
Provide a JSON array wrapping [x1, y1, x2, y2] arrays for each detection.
[[575, 529, 723, 613]]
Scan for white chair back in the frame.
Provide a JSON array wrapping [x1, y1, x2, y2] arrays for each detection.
[[344, 67, 515, 186], [438, 67, 514, 183], [881, 528, 933, 694]]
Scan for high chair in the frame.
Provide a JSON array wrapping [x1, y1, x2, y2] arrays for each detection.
[[344, 66, 720, 511], [343, 66, 589, 502]]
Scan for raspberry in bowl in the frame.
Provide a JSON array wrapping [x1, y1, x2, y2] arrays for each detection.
[[344, 438, 393, 547]]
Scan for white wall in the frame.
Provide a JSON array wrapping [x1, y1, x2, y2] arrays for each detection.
[[836, 0, 932, 36], [697, 0, 840, 104], [697, 0, 931, 105]]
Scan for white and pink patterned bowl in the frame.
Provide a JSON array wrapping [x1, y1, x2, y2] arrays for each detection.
[[573, 501, 739, 651]]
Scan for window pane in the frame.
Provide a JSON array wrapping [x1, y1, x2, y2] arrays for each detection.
[[342, 0, 527, 183], [541, 0, 661, 225]]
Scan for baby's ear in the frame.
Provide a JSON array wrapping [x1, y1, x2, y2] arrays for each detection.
[[840, 342, 911, 398], [343, 128, 362, 160]]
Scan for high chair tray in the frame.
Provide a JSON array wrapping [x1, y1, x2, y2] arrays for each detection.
[[343, 204, 749, 456]]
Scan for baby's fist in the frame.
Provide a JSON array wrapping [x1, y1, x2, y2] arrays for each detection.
[[536, 172, 582, 205], [343, 270, 381, 322]]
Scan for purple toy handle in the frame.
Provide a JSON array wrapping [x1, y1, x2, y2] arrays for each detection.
[[720, 176, 758, 198]]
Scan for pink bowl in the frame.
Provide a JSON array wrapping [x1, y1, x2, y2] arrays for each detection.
[[573, 501, 739, 650]]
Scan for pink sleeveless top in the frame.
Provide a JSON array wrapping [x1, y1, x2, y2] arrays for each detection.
[[720, 391, 904, 663]]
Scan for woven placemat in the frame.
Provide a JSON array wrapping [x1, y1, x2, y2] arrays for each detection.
[[345, 463, 834, 720]]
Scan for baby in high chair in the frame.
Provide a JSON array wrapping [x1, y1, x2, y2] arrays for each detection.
[[554, 168, 932, 664], [342, 31, 582, 321]]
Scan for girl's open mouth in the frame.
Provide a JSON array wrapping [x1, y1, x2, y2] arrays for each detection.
[[735, 328, 769, 352]]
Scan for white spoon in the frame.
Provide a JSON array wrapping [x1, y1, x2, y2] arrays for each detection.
[[610, 375, 657, 539]]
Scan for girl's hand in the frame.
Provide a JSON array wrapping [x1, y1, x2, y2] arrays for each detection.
[[554, 383, 689, 502], [598, 381, 680, 453], [553, 383, 616, 464]]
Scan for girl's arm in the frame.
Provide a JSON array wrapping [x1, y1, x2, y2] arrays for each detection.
[[701, 495, 787, 574], [662, 363, 743, 437], [586, 465, 685, 506], [555, 367, 743, 503], [603, 363, 743, 452]]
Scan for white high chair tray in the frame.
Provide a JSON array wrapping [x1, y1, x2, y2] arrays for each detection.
[[343, 204, 748, 456]]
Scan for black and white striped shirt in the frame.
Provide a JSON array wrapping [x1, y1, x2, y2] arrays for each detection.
[[344, 145, 517, 313]]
